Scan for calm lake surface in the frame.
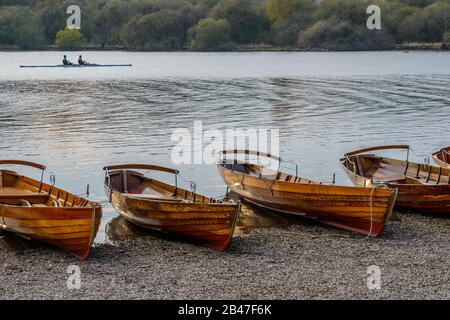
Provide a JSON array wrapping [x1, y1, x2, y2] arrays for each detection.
[[1, 51, 449, 241]]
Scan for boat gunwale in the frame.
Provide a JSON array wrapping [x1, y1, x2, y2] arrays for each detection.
[[105, 167, 237, 207], [219, 158, 396, 196], [121, 192, 239, 208], [340, 154, 450, 188], [0, 170, 101, 209]]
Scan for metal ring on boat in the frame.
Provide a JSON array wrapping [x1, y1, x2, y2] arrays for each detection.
[[49, 173, 56, 186]]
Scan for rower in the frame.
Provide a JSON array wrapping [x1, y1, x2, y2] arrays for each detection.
[[78, 55, 87, 65], [63, 55, 72, 65]]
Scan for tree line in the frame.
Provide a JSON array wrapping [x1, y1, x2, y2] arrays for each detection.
[[0, 0, 449, 50]]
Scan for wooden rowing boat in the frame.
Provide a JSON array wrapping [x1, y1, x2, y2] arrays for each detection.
[[103, 164, 240, 250], [0, 160, 102, 260], [218, 150, 398, 237], [341, 145, 450, 214], [432, 146, 450, 169]]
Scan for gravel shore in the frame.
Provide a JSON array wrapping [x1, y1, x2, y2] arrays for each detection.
[[1, 206, 449, 300]]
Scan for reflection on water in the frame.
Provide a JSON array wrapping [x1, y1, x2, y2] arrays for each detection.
[[1, 52, 449, 243]]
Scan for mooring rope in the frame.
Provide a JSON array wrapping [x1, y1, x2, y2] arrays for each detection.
[[365, 183, 402, 239], [366, 185, 376, 239]]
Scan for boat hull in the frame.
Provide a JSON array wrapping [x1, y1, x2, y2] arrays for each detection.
[[341, 157, 450, 215], [218, 166, 397, 237], [0, 205, 101, 260], [0, 167, 102, 260], [107, 188, 239, 251]]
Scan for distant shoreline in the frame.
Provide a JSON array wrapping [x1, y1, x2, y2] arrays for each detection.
[[0, 43, 448, 52]]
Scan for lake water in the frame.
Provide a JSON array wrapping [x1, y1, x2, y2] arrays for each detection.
[[1, 51, 449, 242]]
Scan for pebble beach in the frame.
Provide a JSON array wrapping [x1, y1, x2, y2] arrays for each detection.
[[1, 204, 449, 300]]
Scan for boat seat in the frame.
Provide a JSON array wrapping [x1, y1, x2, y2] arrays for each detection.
[[259, 167, 276, 180], [0, 193, 49, 205], [405, 177, 428, 185], [122, 193, 163, 199], [437, 175, 450, 185], [123, 194, 187, 202], [0, 187, 36, 195], [371, 171, 405, 182], [20, 199, 48, 208], [0, 188, 47, 199]]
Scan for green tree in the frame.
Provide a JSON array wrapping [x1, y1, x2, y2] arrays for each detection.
[[444, 31, 450, 43], [375, 0, 417, 42], [149, 0, 193, 11], [92, 0, 132, 48], [298, 18, 395, 50], [314, 0, 368, 25], [120, 9, 190, 49], [125, 0, 196, 16], [0, 6, 45, 48], [189, 18, 232, 50], [267, 0, 296, 23], [420, 1, 450, 42], [35, 0, 67, 44], [211, 0, 270, 43], [0, 0, 34, 5], [35, 0, 96, 45], [119, 14, 143, 48], [401, 0, 437, 7], [55, 28, 87, 49], [398, 1, 450, 42], [1, 0, 449, 51], [268, 0, 316, 45], [195, 0, 221, 12]]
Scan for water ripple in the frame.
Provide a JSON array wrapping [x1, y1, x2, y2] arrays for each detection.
[[1, 73, 449, 241]]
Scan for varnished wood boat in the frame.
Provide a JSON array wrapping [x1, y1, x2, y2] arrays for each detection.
[[0, 160, 102, 260], [341, 145, 450, 214], [218, 150, 398, 237], [432, 146, 450, 169], [103, 164, 240, 250]]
